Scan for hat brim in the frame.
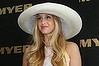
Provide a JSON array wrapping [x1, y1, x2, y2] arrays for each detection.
[[18, 2, 82, 39]]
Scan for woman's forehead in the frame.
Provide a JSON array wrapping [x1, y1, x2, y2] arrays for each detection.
[[36, 13, 53, 16]]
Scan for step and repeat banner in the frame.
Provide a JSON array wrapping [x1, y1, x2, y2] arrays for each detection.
[[0, 0, 99, 66]]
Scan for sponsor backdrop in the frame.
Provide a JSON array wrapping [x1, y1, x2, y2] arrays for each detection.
[[0, 0, 99, 66]]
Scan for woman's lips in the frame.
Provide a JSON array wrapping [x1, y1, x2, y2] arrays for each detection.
[[41, 26, 48, 29]]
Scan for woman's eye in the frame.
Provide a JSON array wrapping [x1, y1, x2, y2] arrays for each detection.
[[46, 16, 51, 19], [37, 17, 42, 20]]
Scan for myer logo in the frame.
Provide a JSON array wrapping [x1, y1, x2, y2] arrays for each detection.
[[0, 45, 29, 55], [80, 38, 99, 47], [79, 0, 90, 2], [0, 3, 32, 15]]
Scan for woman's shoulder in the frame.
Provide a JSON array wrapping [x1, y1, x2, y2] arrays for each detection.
[[25, 45, 32, 53], [66, 41, 79, 49], [66, 41, 80, 57], [65, 42, 82, 66]]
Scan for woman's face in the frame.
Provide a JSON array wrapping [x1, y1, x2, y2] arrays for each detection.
[[36, 13, 55, 35]]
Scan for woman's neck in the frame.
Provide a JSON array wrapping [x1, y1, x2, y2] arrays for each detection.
[[43, 34, 51, 47]]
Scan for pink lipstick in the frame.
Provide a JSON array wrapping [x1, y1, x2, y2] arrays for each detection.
[[41, 26, 48, 29]]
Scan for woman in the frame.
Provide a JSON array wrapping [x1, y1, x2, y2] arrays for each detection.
[[18, 2, 82, 66]]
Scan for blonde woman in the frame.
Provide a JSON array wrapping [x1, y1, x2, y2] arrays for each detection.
[[18, 2, 82, 66]]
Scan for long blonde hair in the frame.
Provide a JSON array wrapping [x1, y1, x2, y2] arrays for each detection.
[[27, 15, 68, 66]]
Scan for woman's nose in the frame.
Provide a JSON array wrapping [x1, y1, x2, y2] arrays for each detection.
[[41, 18, 47, 24]]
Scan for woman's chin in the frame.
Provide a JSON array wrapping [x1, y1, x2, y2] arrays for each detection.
[[42, 32, 49, 35], [41, 31, 51, 35]]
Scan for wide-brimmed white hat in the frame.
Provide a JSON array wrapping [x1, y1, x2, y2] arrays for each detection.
[[18, 2, 82, 39]]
